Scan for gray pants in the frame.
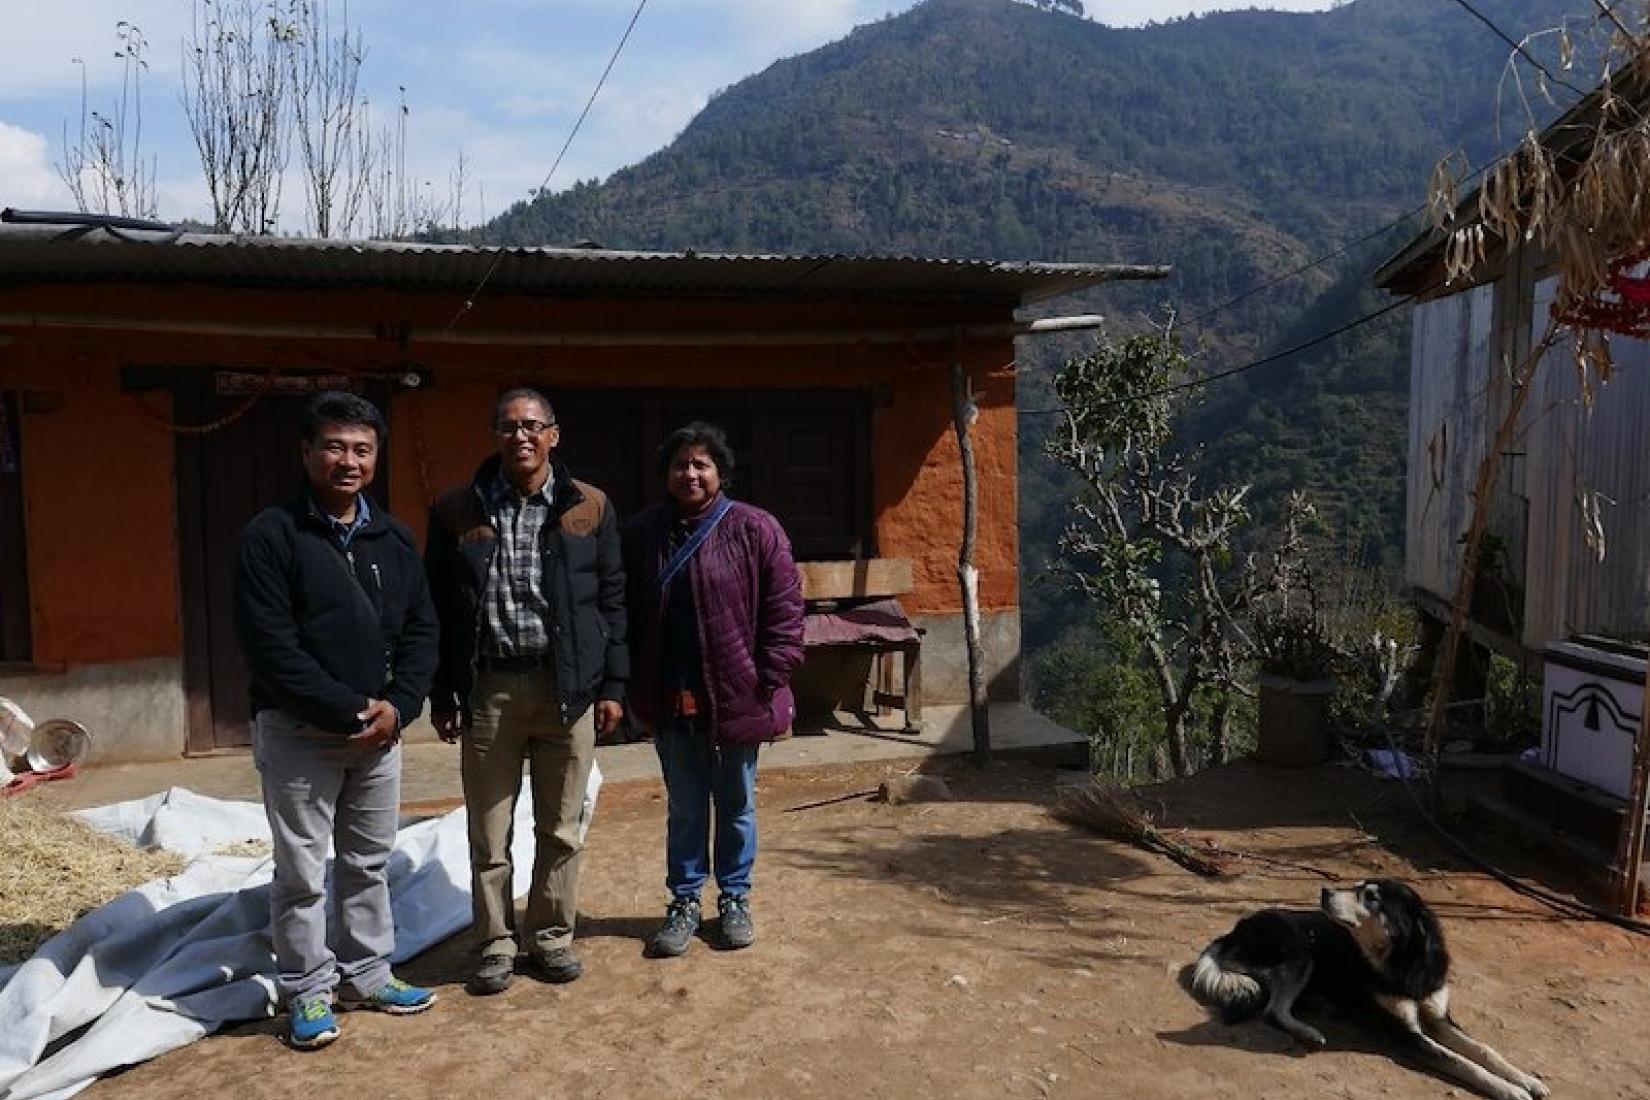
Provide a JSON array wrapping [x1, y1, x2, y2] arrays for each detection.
[[462, 667, 596, 958], [254, 709, 401, 1003]]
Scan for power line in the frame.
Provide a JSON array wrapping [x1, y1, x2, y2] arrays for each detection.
[[1020, 287, 1424, 417], [1444, 0, 1591, 99], [1187, 1, 1631, 330], [443, 0, 652, 332], [1187, 205, 1427, 327]]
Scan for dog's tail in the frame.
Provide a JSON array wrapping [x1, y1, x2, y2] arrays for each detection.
[[1190, 937, 1265, 1023]]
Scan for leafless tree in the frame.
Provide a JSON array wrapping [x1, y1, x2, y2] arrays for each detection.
[[446, 148, 469, 232], [57, 22, 158, 219], [286, 0, 372, 237], [361, 88, 410, 237], [67, 0, 462, 238], [357, 88, 454, 239], [182, 0, 293, 233]]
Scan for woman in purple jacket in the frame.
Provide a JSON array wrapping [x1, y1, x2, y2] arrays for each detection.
[[623, 422, 805, 958]]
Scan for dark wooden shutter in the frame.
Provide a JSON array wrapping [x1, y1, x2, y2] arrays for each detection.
[[547, 387, 870, 559], [174, 378, 393, 752], [0, 392, 30, 663]]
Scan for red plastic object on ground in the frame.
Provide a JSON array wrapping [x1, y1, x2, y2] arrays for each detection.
[[0, 761, 78, 798]]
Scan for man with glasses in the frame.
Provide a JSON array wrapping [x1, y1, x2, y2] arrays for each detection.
[[425, 387, 627, 994]]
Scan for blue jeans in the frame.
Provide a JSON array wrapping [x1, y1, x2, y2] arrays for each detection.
[[654, 717, 759, 899]]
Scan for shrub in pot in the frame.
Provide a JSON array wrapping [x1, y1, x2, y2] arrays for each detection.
[[1253, 605, 1342, 767]]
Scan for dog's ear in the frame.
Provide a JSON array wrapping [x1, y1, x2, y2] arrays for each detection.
[[1376, 880, 1451, 999]]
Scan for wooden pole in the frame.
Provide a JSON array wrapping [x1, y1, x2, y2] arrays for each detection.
[[951, 344, 991, 766], [1612, 657, 1650, 915]]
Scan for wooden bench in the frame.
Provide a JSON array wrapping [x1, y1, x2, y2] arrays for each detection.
[[798, 559, 923, 733]]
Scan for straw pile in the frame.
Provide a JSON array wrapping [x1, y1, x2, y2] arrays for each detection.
[[0, 798, 185, 965], [1052, 780, 1233, 878]]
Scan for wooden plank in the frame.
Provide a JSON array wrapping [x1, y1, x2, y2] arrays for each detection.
[[799, 558, 913, 600]]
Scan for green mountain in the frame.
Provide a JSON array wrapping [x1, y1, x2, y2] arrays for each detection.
[[467, 0, 1587, 652]]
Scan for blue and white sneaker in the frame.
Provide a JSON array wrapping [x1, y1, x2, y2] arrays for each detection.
[[287, 994, 340, 1050], [338, 977, 436, 1015]]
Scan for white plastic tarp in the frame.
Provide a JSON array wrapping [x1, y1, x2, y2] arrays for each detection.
[[0, 764, 600, 1100]]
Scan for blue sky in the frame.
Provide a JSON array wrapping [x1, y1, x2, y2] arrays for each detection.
[[0, 0, 1335, 231]]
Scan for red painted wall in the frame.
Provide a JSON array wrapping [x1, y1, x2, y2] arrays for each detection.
[[0, 350, 181, 664], [0, 282, 1020, 664]]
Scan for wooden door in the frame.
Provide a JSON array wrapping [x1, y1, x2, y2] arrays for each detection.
[[174, 379, 391, 753]]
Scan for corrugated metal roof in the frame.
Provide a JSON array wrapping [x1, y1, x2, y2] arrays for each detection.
[[0, 222, 1167, 306], [1375, 70, 1650, 295]]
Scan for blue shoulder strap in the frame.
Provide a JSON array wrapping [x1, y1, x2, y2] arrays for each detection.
[[653, 496, 735, 594]]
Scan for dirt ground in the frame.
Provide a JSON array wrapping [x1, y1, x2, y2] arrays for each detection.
[[89, 758, 1650, 1100]]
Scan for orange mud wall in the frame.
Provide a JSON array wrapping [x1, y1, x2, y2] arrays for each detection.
[[0, 281, 1018, 669], [0, 348, 180, 665], [387, 341, 1017, 618]]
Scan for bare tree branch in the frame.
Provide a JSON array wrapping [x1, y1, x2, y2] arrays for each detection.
[[57, 23, 158, 219]]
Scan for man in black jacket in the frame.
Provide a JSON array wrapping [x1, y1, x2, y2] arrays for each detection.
[[234, 392, 439, 1050], [425, 387, 626, 994]]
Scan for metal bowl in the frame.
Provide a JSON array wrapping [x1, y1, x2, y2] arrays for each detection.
[[0, 696, 32, 758], [25, 718, 92, 771]]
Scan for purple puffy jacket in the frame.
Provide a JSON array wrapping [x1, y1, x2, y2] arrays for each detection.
[[623, 498, 805, 745]]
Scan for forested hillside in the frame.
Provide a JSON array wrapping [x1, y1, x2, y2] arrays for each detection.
[[463, 0, 1585, 654]]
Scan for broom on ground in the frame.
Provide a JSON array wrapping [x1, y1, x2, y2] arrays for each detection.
[[1052, 779, 1233, 878]]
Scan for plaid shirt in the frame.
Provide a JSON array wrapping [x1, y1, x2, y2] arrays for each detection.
[[482, 471, 555, 657]]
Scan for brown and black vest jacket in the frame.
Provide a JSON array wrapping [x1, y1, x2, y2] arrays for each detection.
[[424, 455, 628, 722]]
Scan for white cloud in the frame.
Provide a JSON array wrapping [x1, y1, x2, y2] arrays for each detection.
[[703, 0, 881, 49], [1091, 0, 1335, 26], [0, 122, 71, 210], [496, 93, 565, 120]]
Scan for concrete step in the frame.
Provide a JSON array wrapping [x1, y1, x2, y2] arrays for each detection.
[[1501, 757, 1632, 854], [1468, 786, 1650, 910]]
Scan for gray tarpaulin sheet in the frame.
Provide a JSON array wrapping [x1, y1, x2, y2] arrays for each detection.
[[0, 767, 600, 1100]]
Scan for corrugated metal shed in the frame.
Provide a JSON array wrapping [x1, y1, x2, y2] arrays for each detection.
[[1404, 283, 1494, 602], [0, 222, 1165, 306], [1396, 238, 1650, 652], [1522, 276, 1650, 648]]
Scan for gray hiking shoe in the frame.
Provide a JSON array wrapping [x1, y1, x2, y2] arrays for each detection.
[[528, 946, 584, 984], [646, 896, 701, 958], [467, 953, 514, 996], [717, 893, 755, 950]]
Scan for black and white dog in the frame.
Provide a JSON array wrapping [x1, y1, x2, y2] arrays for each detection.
[[1191, 880, 1549, 1100]]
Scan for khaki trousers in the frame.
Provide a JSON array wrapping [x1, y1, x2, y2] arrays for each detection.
[[462, 667, 597, 958]]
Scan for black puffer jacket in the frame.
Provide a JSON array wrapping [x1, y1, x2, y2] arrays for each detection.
[[233, 489, 439, 735], [424, 455, 628, 724]]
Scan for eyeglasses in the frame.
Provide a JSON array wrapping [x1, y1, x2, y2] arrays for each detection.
[[494, 419, 554, 437]]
